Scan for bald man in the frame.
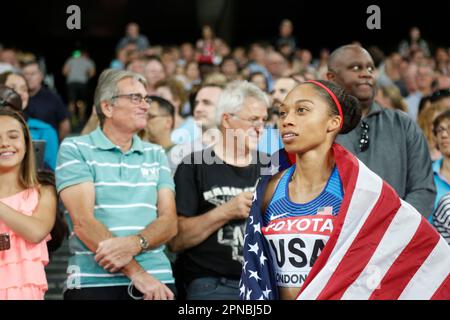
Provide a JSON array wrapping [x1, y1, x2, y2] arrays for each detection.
[[271, 76, 299, 109], [327, 45, 435, 217]]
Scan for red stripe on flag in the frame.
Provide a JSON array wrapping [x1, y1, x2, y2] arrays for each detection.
[[296, 144, 359, 299], [369, 218, 440, 300], [287, 152, 296, 166], [316, 181, 400, 300], [431, 273, 450, 300]]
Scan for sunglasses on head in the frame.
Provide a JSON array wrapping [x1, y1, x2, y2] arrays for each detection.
[[0, 98, 16, 110], [0, 86, 22, 112], [359, 121, 370, 152], [429, 89, 450, 103]]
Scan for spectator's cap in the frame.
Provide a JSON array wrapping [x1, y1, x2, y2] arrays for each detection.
[[0, 84, 22, 112]]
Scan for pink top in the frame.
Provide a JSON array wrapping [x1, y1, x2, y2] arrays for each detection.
[[0, 188, 50, 300]]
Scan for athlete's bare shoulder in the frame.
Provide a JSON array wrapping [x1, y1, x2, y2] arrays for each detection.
[[262, 170, 287, 214]]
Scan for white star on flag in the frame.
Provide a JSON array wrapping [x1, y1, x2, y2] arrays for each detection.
[[249, 216, 254, 225], [243, 260, 248, 273], [262, 287, 272, 299], [240, 284, 246, 297], [252, 178, 260, 202], [260, 253, 268, 266], [257, 295, 265, 300], [244, 233, 248, 243], [248, 242, 259, 255], [246, 289, 252, 300], [253, 223, 261, 234], [249, 270, 262, 281]]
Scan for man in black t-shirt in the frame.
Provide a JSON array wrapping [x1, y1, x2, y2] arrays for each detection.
[[169, 81, 271, 300]]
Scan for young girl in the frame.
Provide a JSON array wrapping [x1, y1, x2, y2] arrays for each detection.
[[241, 80, 450, 300], [0, 71, 59, 171], [0, 108, 57, 300]]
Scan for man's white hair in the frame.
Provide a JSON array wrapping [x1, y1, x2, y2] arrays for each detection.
[[94, 69, 147, 127], [215, 80, 270, 127]]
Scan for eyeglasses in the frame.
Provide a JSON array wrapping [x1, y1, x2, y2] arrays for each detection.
[[229, 113, 267, 128], [359, 121, 370, 152], [112, 93, 152, 105], [147, 113, 170, 120], [435, 125, 450, 136]]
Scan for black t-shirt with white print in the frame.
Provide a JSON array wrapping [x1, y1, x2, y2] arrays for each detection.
[[174, 147, 270, 284]]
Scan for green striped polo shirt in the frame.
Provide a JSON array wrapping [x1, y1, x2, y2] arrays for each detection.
[[56, 127, 175, 289]]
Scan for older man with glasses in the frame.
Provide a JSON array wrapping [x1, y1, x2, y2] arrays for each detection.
[[328, 44, 436, 217], [56, 69, 178, 300], [169, 81, 271, 300]]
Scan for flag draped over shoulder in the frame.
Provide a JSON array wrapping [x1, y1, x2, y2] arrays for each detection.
[[240, 143, 450, 300]]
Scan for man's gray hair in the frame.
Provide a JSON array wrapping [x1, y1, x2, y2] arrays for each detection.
[[215, 80, 270, 127], [94, 69, 147, 127]]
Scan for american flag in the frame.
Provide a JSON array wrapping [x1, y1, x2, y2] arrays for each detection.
[[240, 144, 450, 300], [317, 206, 333, 216]]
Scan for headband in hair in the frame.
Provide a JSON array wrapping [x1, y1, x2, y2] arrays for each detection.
[[306, 80, 344, 129]]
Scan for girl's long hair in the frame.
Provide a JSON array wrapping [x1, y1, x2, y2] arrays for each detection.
[[0, 108, 39, 189], [418, 102, 449, 150]]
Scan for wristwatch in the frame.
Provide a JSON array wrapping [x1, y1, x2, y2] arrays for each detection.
[[137, 234, 149, 252]]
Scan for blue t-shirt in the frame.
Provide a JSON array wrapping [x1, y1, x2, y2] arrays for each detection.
[[431, 158, 450, 223], [28, 118, 59, 170], [432, 158, 450, 209]]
